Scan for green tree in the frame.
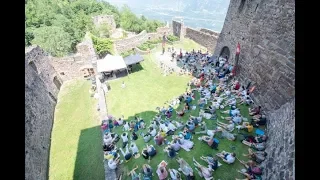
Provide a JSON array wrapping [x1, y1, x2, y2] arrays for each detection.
[[31, 26, 73, 57]]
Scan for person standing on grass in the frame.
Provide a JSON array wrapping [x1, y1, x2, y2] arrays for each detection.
[[122, 81, 126, 88]]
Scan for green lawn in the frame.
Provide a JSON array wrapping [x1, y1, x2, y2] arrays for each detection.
[[49, 80, 104, 180], [106, 55, 262, 179]]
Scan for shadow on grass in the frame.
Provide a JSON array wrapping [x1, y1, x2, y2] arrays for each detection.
[[129, 63, 144, 74], [73, 125, 105, 180]]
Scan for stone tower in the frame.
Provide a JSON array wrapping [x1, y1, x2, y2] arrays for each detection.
[[214, 0, 294, 179]]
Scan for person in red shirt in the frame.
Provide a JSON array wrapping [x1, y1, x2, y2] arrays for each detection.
[[249, 106, 261, 116]]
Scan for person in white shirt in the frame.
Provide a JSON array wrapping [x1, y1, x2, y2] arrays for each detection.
[[167, 121, 177, 131], [216, 151, 236, 164], [108, 156, 122, 170], [123, 121, 130, 131], [169, 168, 181, 180], [129, 142, 139, 155], [149, 127, 157, 137], [121, 132, 129, 148], [117, 116, 124, 126]]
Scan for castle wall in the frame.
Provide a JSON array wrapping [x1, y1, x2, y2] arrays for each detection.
[[214, 0, 295, 178], [214, 0, 295, 111], [185, 27, 218, 53], [113, 30, 149, 53], [92, 15, 116, 33], [25, 46, 62, 180], [199, 28, 220, 37]]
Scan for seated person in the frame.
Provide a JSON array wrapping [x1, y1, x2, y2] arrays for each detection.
[[221, 107, 240, 117], [167, 121, 177, 131], [236, 122, 254, 133], [243, 148, 267, 164], [169, 168, 181, 180], [251, 114, 267, 127], [204, 105, 216, 114], [242, 141, 266, 151], [170, 139, 181, 152], [129, 142, 139, 155], [143, 133, 151, 143], [156, 166, 168, 180], [195, 122, 216, 137], [132, 132, 138, 140], [142, 164, 153, 179], [249, 106, 261, 116], [216, 120, 235, 131], [120, 145, 133, 162], [127, 165, 140, 180], [141, 147, 149, 160], [174, 134, 194, 151], [117, 115, 124, 125], [147, 144, 157, 157], [154, 134, 164, 145], [192, 157, 213, 180], [108, 156, 122, 170], [176, 109, 185, 118], [242, 134, 268, 144], [121, 132, 129, 148], [199, 135, 218, 150], [176, 157, 194, 176], [103, 143, 115, 152], [149, 127, 157, 137], [216, 151, 236, 164], [186, 121, 195, 132], [216, 127, 236, 141], [200, 155, 219, 171], [236, 160, 263, 179], [123, 121, 130, 131], [164, 146, 177, 158]]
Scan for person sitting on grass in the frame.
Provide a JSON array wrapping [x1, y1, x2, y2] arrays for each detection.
[[221, 113, 242, 124], [216, 127, 237, 141], [147, 144, 157, 158], [103, 133, 118, 145], [176, 109, 185, 118], [216, 120, 235, 131], [242, 148, 267, 164], [241, 134, 268, 144], [149, 127, 157, 137], [189, 115, 202, 126], [176, 134, 194, 151], [242, 141, 266, 151], [154, 134, 164, 145], [142, 164, 153, 179], [121, 132, 129, 148], [132, 132, 139, 140], [156, 166, 168, 180], [143, 133, 151, 143], [186, 121, 196, 133], [199, 135, 218, 150], [251, 114, 267, 127], [176, 157, 194, 176], [192, 157, 214, 180], [221, 106, 240, 117], [195, 122, 216, 137], [236, 122, 254, 133], [141, 147, 149, 160], [123, 121, 130, 131], [129, 142, 139, 156], [120, 145, 133, 162], [236, 159, 263, 180], [169, 139, 181, 152], [108, 156, 123, 170], [167, 120, 177, 132], [249, 106, 261, 116], [216, 151, 236, 164], [164, 146, 177, 159], [200, 155, 219, 171], [169, 168, 181, 180], [127, 165, 140, 180]]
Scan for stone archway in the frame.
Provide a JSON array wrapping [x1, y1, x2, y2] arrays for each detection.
[[219, 46, 230, 60]]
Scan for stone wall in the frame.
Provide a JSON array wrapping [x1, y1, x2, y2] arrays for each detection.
[[50, 33, 97, 81], [113, 30, 149, 54], [199, 28, 220, 37], [172, 20, 183, 39], [25, 46, 62, 180], [214, 0, 295, 112], [185, 27, 218, 52], [92, 15, 116, 33], [214, 0, 295, 179], [262, 99, 295, 180]]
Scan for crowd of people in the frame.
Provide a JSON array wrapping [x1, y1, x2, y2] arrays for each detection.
[[101, 48, 268, 180]]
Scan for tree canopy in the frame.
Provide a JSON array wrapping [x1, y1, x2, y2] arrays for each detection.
[[25, 0, 164, 57]]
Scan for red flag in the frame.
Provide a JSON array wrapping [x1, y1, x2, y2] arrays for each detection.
[[236, 43, 240, 55]]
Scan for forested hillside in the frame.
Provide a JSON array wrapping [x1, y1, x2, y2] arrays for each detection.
[[25, 0, 164, 57]]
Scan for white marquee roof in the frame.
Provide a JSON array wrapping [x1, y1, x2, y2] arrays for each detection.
[[96, 54, 127, 73]]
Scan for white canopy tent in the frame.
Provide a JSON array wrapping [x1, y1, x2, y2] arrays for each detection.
[[96, 54, 128, 73]]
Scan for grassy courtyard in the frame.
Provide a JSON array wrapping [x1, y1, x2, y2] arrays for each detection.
[[106, 56, 259, 179], [49, 80, 104, 180]]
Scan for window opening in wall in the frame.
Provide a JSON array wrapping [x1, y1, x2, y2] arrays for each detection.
[[238, 0, 246, 13], [60, 72, 65, 75], [53, 76, 62, 90], [48, 92, 57, 102], [255, 4, 259, 12], [29, 61, 38, 74]]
